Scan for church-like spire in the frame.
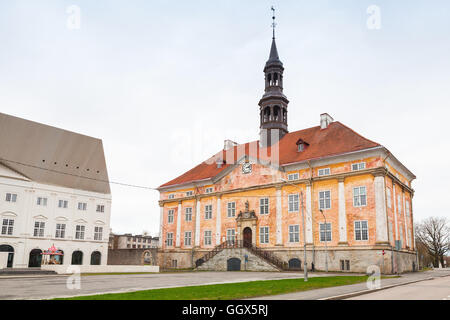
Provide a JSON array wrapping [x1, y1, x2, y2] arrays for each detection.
[[259, 6, 289, 147]]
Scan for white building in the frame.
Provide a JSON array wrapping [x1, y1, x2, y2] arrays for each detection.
[[0, 112, 112, 268]]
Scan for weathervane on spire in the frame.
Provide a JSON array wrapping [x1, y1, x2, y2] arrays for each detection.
[[271, 6, 277, 39]]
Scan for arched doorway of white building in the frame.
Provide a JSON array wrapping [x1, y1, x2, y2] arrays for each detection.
[[0, 245, 14, 268], [71, 251, 83, 265], [28, 249, 43, 267], [90, 251, 101, 265]]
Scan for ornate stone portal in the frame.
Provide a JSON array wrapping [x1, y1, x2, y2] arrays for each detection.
[[236, 201, 258, 246]]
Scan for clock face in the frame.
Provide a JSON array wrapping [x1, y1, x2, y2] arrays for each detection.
[[242, 163, 252, 174]]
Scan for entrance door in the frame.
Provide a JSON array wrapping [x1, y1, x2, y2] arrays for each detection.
[[227, 258, 241, 271], [28, 249, 43, 267], [243, 227, 252, 247], [0, 245, 14, 268]]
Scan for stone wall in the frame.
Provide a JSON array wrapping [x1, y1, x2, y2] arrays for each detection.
[[107, 248, 158, 266], [196, 248, 279, 271]]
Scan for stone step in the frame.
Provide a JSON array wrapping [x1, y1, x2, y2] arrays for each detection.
[[0, 268, 57, 275]]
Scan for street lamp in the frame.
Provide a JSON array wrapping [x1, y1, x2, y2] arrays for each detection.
[[281, 178, 308, 282], [320, 209, 329, 273]]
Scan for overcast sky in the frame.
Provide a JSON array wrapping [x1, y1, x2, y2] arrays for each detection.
[[1, 1, 449, 236]]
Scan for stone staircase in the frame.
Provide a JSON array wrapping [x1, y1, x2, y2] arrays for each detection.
[[195, 240, 288, 271]]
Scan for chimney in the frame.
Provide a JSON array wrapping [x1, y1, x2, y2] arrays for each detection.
[[224, 139, 238, 150], [320, 113, 334, 129]]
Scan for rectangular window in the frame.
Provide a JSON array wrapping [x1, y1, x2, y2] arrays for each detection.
[[341, 260, 350, 270], [204, 204, 212, 219], [5, 193, 17, 203], [184, 231, 192, 246], [387, 188, 392, 208], [289, 225, 299, 242], [354, 220, 368, 241], [37, 197, 48, 206], [318, 168, 330, 176], [75, 225, 85, 240], [260, 226, 269, 244], [166, 233, 173, 246], [55, 223, 66, 239], [186, 191, 193, 197], [185, 207, 192, 221], [319, 223, 332, 242], [168, 194, 175, 199], [397, 195, 402, 214], [168, 209, 174, 223], [172, 259, 177, 268], [288, 194, 299, 212], [33, 221, 45, 237], [226, 229, 235, 243], [227, 202, 236, 217], [78, 202, 87, 211], [288, 173, 299, 181], [58, 200, 68, 209], [406, 201, 410, 217], [353, 186, 367, 207], [204, 230, 212, 246], [96, 205, 105, 213], [352, 162, 366, 171], [319, 191, 331, 210], [94, 226, 103, 240], [1, 219, 14, 235], [205, 187, 213, 194], [259, 198, 269, 215]]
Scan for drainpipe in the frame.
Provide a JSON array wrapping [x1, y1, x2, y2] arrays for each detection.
[[307, 160, 316, 270]]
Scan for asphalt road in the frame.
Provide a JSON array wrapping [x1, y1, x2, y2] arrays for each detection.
[[0, 271, 316, 300], [348, 275, 450, 300]]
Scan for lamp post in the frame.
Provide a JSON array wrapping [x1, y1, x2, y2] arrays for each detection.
[[320, 209, 329, 273], [281, 178, 308, 282]]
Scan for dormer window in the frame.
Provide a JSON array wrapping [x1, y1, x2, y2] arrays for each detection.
[[296, 139, 309, 152]]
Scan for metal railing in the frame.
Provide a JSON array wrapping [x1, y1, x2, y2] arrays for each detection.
[[196, 240, 288, 270]]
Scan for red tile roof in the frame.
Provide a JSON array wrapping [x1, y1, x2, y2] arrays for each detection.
[[159, 121, 380, 188]]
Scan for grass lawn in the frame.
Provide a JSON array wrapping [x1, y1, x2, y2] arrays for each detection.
[[56, 275, 370, 300]]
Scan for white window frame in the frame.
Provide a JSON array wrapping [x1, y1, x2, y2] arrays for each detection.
[[75, 225, 85, 240], [259, 198, 269, 215], [353, 186, 367, 207], [55, 223, 66, 239], [168, 209, 174, 224], [289, 225, 299, 243], [260, 226, 269, 244], [37, 197, 48, 206], [186, 191, 193, 197], [78, 202, 87, 211], [94, 226, 103, 240], [204, 204, 213, 220], [185, 207, 192, 221], [168, 194, 175, 199], [319, 222, 332, 242], [226, 229, 235, 242], [33, 221, 45, 237], [227, 202, 236, 217], [288, 194, 299, 212], [58, 199, 68, 209], [288, 173, 299, 181], [5, 193, 17, 203], [96, 204, 105, 213], [354, 220, 368, 241], [205, 187, 213, 194], [1, 218, 14, 235], [351, 162, 366, 171], [318, 168, 331, 176], [166, 233, 173, 246], [319, 190, 331, 210], [204, 230, 212, 246], [184, 231, 192, 246]]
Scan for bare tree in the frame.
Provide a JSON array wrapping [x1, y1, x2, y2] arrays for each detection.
[[415, 217, 450, 267]]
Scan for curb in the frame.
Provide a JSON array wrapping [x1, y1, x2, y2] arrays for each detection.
[[321, 277, 436, 300]]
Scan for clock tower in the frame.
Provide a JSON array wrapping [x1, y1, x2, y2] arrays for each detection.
[[259, 9, 289, 147]]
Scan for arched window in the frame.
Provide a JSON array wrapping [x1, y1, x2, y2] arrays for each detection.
[[227, 257, 241, 271], [288, 258, 302, 270], [273, 106, 281, 121], [71, 251, 83, 265], [90, 251, 101, 265], [0, 245, 14, 268], [28, 249, 43, 267]]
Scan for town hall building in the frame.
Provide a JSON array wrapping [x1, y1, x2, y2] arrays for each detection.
[[157, 25, 417, 273]]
